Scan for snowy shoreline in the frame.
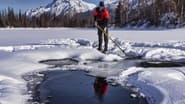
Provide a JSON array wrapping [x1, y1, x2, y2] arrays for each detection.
[[0, 28, 185, 46], [0, 28, 185, 104]]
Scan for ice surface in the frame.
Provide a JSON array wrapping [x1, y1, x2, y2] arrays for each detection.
[[0, 28, 185, 104]]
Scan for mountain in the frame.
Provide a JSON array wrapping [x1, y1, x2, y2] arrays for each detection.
[[26, 0, 96, 17], [26, 0, 138, 17], [25, 0, 184, 27], [104, 0, 152, 10], [104, 0, 119, 9]]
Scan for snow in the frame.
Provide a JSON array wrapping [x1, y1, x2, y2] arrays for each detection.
[[160, 12, 178, 27], [108, 66, 185, 104], [0, 28, 185, 104], [0, 28, 184, 46], [26, 0, 96, 17]]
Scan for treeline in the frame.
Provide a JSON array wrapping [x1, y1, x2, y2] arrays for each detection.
[[115, 0, 185, 27], [0, 8, 94, 27], [0, 0, 184, 28]]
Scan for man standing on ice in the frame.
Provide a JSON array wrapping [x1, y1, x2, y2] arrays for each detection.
[[93, 1, 110, 53]]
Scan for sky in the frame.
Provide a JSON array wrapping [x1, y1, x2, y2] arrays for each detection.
[[0, 0, 100, 12]]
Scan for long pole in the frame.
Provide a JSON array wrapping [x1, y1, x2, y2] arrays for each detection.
[[95, 24, 127, 55]]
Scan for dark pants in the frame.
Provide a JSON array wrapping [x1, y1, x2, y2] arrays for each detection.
[[98, 26, 108, 51]]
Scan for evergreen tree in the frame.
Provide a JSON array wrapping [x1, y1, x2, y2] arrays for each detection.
[[115, 1, 122, 26], [0, 12, 4, 27]]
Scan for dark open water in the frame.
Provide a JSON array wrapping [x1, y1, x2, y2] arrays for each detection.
[[38, 70, 148, 104]]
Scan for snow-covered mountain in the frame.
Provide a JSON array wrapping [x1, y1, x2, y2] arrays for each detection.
[[26, 0, 182, 27], [26, 0, 96, 17], [104, 0, 119, 9], [104, 0, 152, 10], [26, 0, 145, 17]]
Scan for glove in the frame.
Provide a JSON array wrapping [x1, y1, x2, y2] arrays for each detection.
[[94, 21, 98, 26]]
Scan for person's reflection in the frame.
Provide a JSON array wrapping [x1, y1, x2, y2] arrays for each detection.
[[93, 77, 108, 101]]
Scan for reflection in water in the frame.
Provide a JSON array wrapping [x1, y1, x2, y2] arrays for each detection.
[[93, 77, 108, 102], [37, 71, 148, 104]]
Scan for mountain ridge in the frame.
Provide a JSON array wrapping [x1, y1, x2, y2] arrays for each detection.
[[26, 0, 96, 17]]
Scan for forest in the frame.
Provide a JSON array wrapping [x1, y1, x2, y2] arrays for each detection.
[[0, 0, 184, 28]]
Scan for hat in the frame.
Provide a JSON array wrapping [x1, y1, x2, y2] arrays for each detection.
[[99, 1, 104, 7]]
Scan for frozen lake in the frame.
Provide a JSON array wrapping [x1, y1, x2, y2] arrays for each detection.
[[0, 28, 185, 104]]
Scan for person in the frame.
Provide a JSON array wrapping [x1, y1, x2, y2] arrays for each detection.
[[93, 77, 108, 101], [93, 1, 110, 53]]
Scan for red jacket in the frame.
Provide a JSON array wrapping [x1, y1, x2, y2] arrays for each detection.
[[93, 7, 110, 26]]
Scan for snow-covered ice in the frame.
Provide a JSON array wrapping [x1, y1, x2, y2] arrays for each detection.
[[0, 28, 185, 104]]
